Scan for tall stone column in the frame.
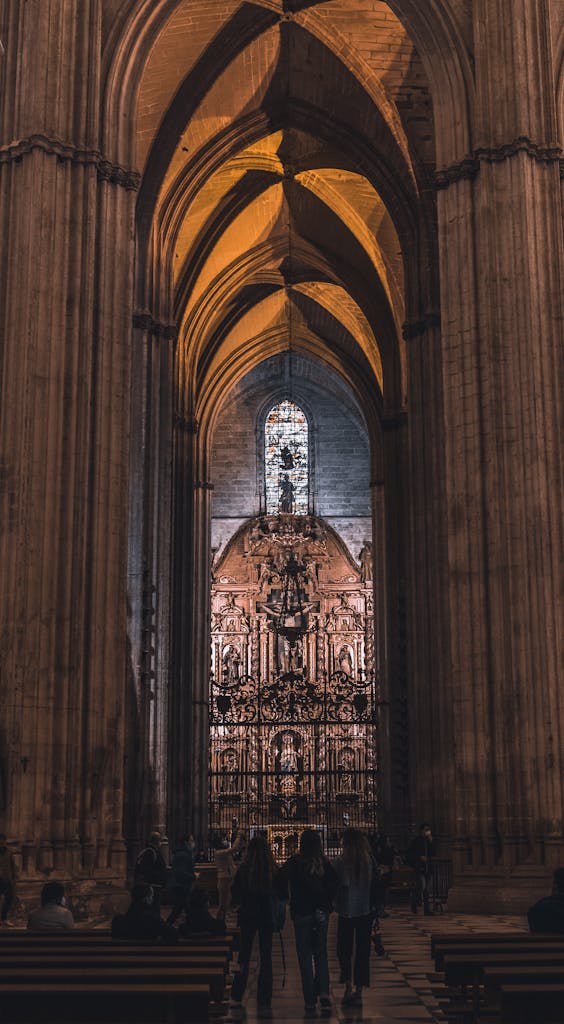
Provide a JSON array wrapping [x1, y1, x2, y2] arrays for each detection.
[[470, 0, 564, 872], [431, 0, 564, 902], [126, 317, 175, 847], [169, 411, 212, 851], [0, 0, 135, 881]]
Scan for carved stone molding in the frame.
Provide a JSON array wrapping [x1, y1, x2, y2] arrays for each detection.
[[0, 133, 140, 190], [434, 157, 479, 190], [475, 136, 562, 165], [132, 312, 178, 340], [435, 136, 563, 190], [402, 312, 441, 340]]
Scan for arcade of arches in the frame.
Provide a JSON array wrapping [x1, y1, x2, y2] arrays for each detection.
[[0, 0, 563, 913]]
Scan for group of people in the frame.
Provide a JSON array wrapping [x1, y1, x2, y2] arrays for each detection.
[[226, 827, 389, 1020], [4, 824, 564, 1021]]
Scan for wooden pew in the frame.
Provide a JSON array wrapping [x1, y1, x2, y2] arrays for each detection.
[[0, 953, 229, 972], [0, 966, 226, 1002], [500, 982, 564, 1023], [431, 932, 564, 956], [484, 965, 564, 1006], [0, 981, 209, 1023], [435, 940, 564, 971], [444, 950, 564, 988], [430, 934, 564, 1022]]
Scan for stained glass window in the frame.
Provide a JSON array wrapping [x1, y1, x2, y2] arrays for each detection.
[[265, 401, 309, 514]]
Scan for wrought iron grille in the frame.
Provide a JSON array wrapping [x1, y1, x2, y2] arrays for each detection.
[[209, 668, 378, 858]]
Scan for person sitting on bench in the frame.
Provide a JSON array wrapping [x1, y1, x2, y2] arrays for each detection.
[[28, 881, 75, 931], [179, 887, 226, 937], [528, 867, 564, 933], [111, 884, 178, 942]]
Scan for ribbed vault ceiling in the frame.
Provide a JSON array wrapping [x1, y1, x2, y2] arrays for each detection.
[[135, 0, 436, 427]]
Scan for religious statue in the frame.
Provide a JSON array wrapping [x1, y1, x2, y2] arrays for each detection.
[[220, 748, 239, 793], [337, 747, 355, 793], [279, 474, 295, 513], [358, 540, 373, 582], [222, 644, 241, 682], [278, 634, 304, 674], [338, 645, 353, 676], [279, 445, 295, 470], [274, 731, 303, 794]]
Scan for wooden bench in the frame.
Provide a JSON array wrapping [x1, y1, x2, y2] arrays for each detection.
[[500, 982, 564, 1023], [484, 965, 564, 1005], [0, 981, 209, 1023], [431, 932, 564, 955], [0, 966, 226, 1003], [444, 950, 564, 988], [0, 952, 230, 973], [435, 940, 564, 971], [429, 933, 564, 1022]]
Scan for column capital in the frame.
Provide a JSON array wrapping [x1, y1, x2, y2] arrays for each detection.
[[132, 312, 178, 340], [0, 134, 140, 190], [435, 137, 562, 189], [402, 313, 441, 340]]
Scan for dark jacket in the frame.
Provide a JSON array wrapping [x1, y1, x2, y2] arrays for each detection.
[[111, 905, 177, 943], [528, 894, 564, 934], [405, 835, 437, 871], [179, 891, 226, 936], [134, 845, 168, 888], [275, 853, 338, 919], [231, 862, 275, 929], [170, 843, 195, 888]]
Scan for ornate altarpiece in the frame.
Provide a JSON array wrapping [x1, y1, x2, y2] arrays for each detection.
[[209, 514, 376, 857]]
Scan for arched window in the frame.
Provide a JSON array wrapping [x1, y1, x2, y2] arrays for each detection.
[[264, 400, 309, 514]]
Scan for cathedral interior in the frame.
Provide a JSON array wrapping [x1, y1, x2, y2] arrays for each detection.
[[0, 0, 563, 919]]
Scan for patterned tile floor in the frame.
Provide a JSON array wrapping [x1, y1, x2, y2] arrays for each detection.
[[224, 907, 528, 1024]]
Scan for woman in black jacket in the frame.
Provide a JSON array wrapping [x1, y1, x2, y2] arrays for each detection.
[[230, 834, 277, 1019], [276, 829, 338, 1017]]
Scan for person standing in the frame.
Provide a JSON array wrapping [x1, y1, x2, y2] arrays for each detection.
[[0, 833, 17, 927], [166, 835, 196, 925], [372, 833, 397, 918], [229, 834, 277, 1019], [276, 828, 338, 1018], [332, 829, 375, 1007], [405, 823, 437, 915], [215, 830, 244, 920], [134, 831, 168, 912]]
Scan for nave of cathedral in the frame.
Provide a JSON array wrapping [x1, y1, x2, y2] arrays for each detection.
[[0, 0, 563, 944]]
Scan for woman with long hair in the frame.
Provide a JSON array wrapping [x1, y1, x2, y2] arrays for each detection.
[[275, 828, 338, 1017], [333, 828, 375, 1006], [230, 833, 277, 1019]]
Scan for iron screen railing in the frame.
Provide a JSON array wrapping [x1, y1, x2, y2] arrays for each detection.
[[209, 669, 379, 857]]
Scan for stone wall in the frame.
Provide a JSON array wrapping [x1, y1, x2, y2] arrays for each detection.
[[211, 353, 372, 560]]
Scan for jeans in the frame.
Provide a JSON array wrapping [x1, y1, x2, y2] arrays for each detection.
[[336, 914, 372, 987], [231, 918, 273, 1005], [293, 911, 330, 1007], [411, 870, 431, 911]]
